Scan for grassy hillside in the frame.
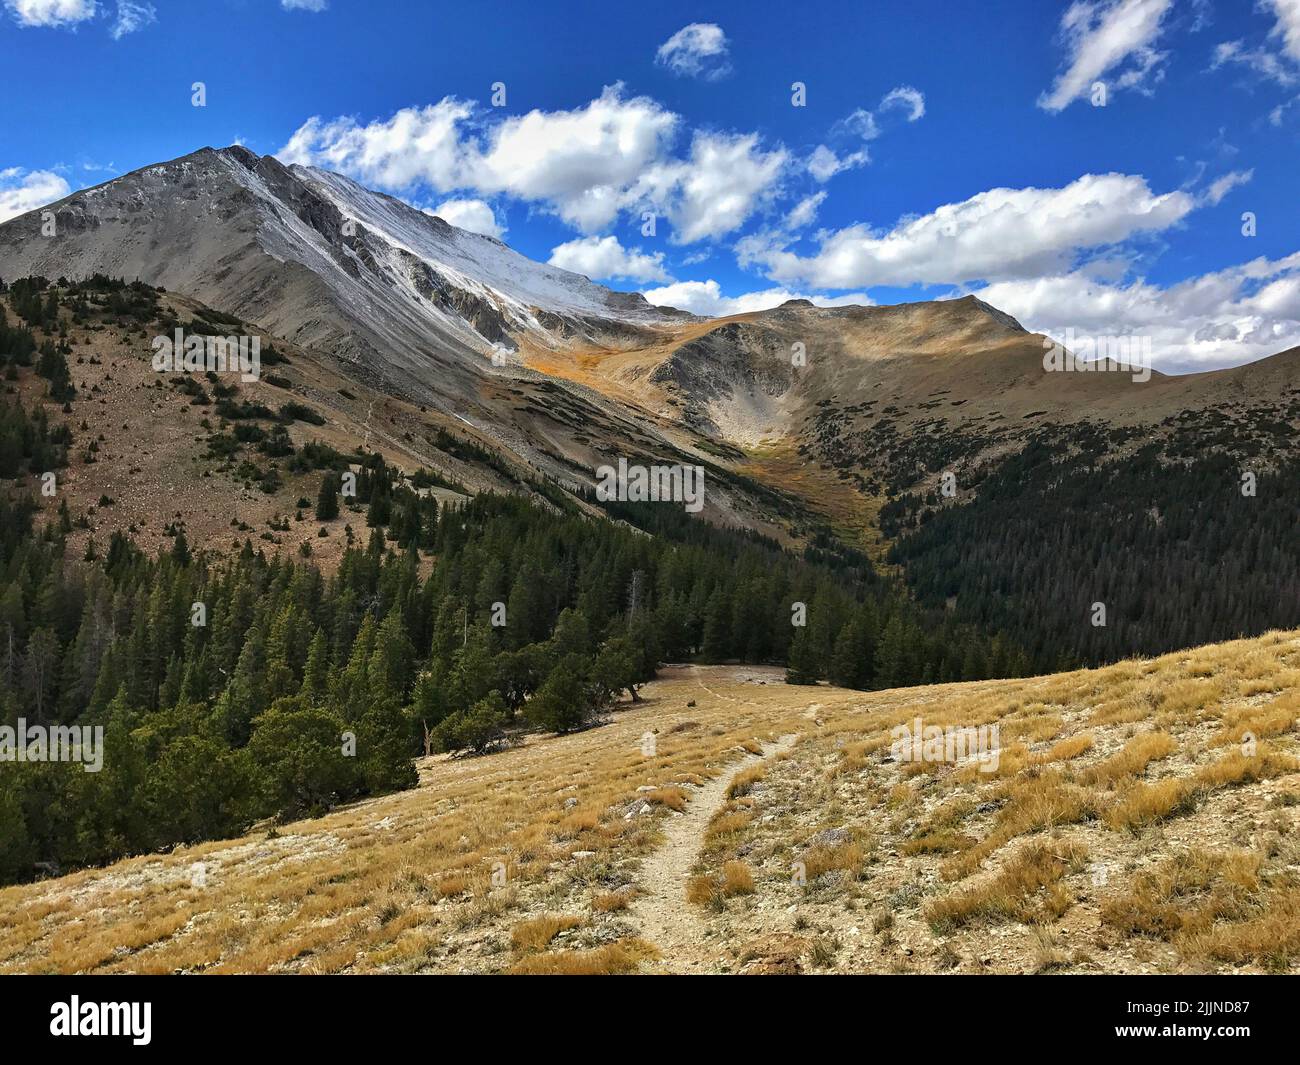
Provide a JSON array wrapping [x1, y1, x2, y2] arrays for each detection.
[[3, 629, 1296, 975]]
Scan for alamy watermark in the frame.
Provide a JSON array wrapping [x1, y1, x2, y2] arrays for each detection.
[[595, 457, 705, 513], [152, 329, 261, 383], [50, 997, 151, 1045], [0, 719, 103, 772], [890, 716, 1000, 773], [1042, 328, 1152, 383]]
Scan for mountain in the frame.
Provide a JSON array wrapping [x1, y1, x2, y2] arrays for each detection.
[[0, 145, 1297, 930], [0, 145, 690, 400], [0, 144, 1297, 672], [4, 145, 1295, 498], [0, 147, 813, 537]]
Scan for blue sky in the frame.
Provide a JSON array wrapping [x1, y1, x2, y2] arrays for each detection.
[[2, 0, 1299, 370]]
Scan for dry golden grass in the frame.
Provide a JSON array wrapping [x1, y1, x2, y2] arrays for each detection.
[[1211, 699, 1298, 747], [504, 937, 660, 975], [591, 889, 635, 913], [727, 766, 766, 798], [677, 630, 1300, 973], [0, 665, 827, 974], [1182, 888, 1300, 971], [1101, 850, 1261, 939], [706, 809, 755, 841], [902, 830, 974, 856], [942, 773, 1097, 880], [510, 914, 583, 955], [686, 875, 722, 908], [643, 787, 688, 812], [1081, 733, 1177, 788], [1105, 746, 1299, 832], [721, 861, 756, 896], [803, 839, 868, 881], [4, 631, 1297, 975], [926, 841, 1090, 933]]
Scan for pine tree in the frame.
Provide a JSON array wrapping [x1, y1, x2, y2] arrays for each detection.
[[784, 627, 822, 685], [315, 472, 340, 521], [874, 615, 908, 689], [300, 628, 330, 706], [171, 529, 192, 566], [700, 587, 732, 662]]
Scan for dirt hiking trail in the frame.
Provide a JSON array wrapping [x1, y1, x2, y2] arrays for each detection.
[[631, 733, 799, 973]]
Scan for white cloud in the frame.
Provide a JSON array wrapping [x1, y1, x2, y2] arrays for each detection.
[[278, 98, 479, 192], [975, 253, 1300, 372], [109, 0, 152, 38], [807, 86, 923, 184], [0, 167, 71, 223], [282, 0, 327, 10], [807, 144, 868, 182], [280, 88, 675, 233], [1200, 169, 1252, 206], [746, 173, 1195, 289], [642, 278, 872, 317], [1038, 0, 1174, 112], [879, 85, 926, 121], [1211, 2, 1300, 86], [473, 86, 679, 232], [648, 131, 787, 244], [1210, 38, 1298, 86], [837, 108, 881, 141], [428, 198, 504, 239], [278, 86, 785, 244], [5, 0, 97, 27], [783, 191, 826, 231], [655, 22, 731, 80], [1267, 0, 1300, 62], [548, 235, 668, 283]]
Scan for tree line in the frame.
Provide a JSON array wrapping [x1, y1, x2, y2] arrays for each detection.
[[0, 468, 1025, 884]]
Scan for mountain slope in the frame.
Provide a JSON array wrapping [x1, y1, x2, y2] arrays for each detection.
[[1, 144, 1297, 564], [2, 632, 1295, 974], [0, 146, 689, 397], [0, 148, 811, 539]]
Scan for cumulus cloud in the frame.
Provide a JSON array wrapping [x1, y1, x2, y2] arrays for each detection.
[[975, 253, 1300, 372], [548, 235, 669, 283], [427, 198, 504, 239], [642, 278, 871, 317], [282, 0, 327, 10], [649, 131, 787, 244], [745, 172, 1196, 289], [278, 98, 480, 192], [473, 86, 679, 232], [5, 0, 97, 27], [1038, 0, 1174, 112], [655, 22, 732, 80], [278, 85, 785, 244], [109, 0, 152, 39], [0, 167, 71, 223]]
